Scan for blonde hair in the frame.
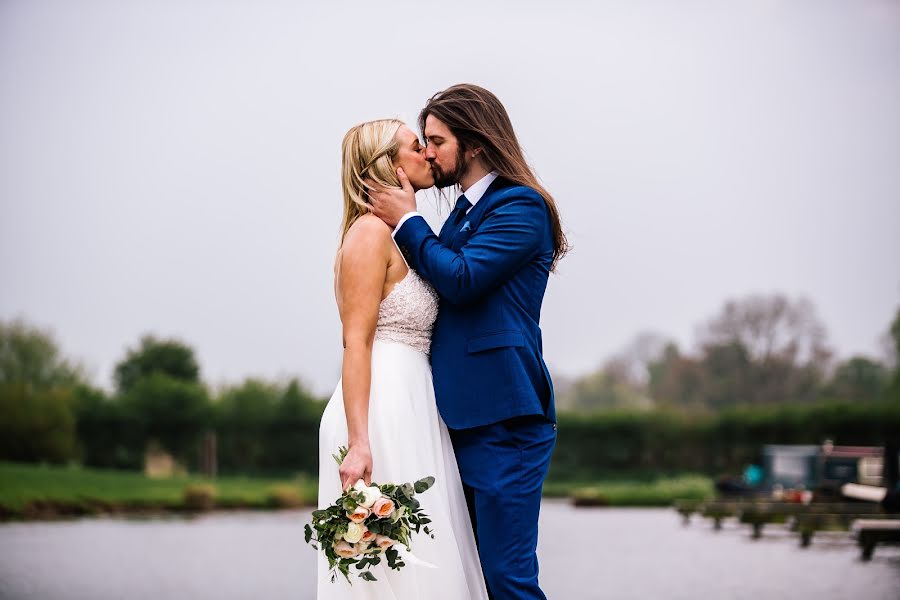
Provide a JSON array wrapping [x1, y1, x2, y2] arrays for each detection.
[[339, 119, 403, 245]]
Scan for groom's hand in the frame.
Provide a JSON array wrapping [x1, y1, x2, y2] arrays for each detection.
[[368, 167, 416, 228]]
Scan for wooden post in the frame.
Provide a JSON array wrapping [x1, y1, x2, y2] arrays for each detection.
[[800, 530, 813, 547], [861, 539, 876, 561], [199, 430, 218, 478]]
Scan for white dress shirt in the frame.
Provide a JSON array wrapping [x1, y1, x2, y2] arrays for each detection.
[[392, 171, 499, 236]]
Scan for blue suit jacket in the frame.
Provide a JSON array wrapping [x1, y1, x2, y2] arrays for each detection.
[[394, 177, 556, 429]]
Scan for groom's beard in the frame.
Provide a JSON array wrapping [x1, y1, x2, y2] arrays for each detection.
[[431, 147, 469, 188]]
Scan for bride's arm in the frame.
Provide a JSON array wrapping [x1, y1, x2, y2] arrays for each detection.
[[335, 218, 390, 490]]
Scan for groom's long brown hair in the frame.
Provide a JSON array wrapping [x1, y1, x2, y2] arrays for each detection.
[[418, 83, 570, 270]]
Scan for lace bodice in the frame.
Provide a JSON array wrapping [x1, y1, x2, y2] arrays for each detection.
[[374, 268, 438, 354]]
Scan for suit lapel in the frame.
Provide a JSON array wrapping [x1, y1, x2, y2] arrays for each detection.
[[438, 205, 465, 243], [446, 177, 509, 248]]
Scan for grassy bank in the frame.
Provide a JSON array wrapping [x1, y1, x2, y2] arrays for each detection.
[[544, 474, 715, 507], [0, 462, 716, 521], [0, 461, 317, 520]]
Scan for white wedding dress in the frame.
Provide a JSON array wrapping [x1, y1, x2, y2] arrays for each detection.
[[317, 262, 489, 600]]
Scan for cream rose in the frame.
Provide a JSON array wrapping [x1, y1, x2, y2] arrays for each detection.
[[372, 497, 396, 519], [343, 522, 365, 544], [353, 480, 383, 509], [375, 534, 396, 550], [333, 540, 358, 558], [347, 505, 370, 523]]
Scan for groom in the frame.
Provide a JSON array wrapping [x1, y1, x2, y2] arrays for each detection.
[[369, 83, 566, 599]]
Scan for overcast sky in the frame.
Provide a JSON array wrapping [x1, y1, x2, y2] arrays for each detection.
[[2, 0, 899, 396]]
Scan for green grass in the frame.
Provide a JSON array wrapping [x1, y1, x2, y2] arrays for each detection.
[[0, 461, 715, 520], [545, 474, 715, 507], [0, 461, 317, 519]]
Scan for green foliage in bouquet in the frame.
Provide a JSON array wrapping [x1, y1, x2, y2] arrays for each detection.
[[305, 446, 436, 584]]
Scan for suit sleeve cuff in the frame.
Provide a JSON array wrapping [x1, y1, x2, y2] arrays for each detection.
[[392, 212, 420, 237]]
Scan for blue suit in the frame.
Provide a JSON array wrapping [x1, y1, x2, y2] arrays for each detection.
[[394, 176, 556, 599]]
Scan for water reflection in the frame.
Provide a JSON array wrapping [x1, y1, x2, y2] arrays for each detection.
[[1, 501, 898, 599]]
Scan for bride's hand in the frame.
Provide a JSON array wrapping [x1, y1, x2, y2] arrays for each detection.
[[340, 443, 373, 491]]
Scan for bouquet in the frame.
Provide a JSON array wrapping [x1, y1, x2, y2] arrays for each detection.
[[305, 446, 436, 584]]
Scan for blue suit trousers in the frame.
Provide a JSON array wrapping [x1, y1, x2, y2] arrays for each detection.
[[449, 415, 557, 599]]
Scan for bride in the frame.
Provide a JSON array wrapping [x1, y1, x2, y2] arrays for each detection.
[[317, 119, 489, 599]]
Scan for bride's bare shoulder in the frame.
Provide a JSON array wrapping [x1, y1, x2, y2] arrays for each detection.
[[341, 214, 392, 255], [335, 215, 391, 295]]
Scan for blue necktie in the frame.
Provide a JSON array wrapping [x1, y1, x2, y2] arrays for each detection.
[[446, 194, 471, 232]]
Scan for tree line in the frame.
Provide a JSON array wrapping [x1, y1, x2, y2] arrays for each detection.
[[0, 323, 323, 474], [2, 293, 898, 477], [557, 294, 900, 412]]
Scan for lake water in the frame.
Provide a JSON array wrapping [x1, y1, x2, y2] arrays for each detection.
[[1, 500, 898, 599]]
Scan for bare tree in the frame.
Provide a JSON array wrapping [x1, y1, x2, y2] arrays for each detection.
[[604, 331, 672, 388], [698, 294, 831, 368], [695, 294, 832, 405]]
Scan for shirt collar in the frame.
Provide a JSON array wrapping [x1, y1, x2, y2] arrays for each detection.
[[461, 171, 498, 208]]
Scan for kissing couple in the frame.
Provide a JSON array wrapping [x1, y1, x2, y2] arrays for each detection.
[[317, 83, 568, 599]]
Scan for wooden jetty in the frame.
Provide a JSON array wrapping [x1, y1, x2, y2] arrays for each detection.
[[673, 499, 704, 525], [699, 500, 741, 530], [671, 439, 899, 560], [674, 499, 890, 543], [789, 512, 891, 547], [738, 502, 886, 540], [852, 519, 900, 561]]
